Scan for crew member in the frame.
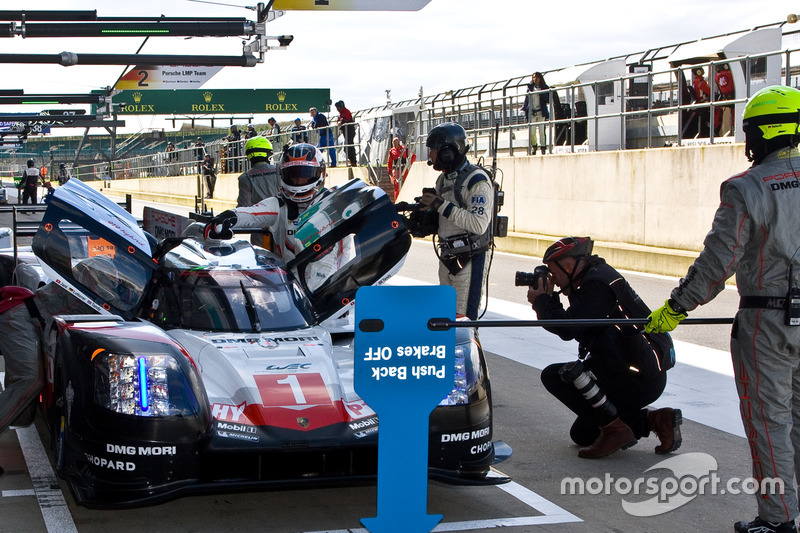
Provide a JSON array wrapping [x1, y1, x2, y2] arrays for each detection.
[[646, 85, 800, 533], [528, 237, 679, 459], [0, 283, 92, 476], [19, 160, 42, 205], [57, 163, 70, 185], [418, 122, 493, 320], [236, 136, 280, 208], [202, 154, 217, 199]]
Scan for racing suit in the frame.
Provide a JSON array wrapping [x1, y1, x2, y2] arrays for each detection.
[[0, 283, 91, 435], [668, 146, 800, 523], [236, 161, 280, 208], [229, 192, 347, 290], [534, 257, 672, 445], [433, 160, 494, 319], [20, 167, 41, 205]]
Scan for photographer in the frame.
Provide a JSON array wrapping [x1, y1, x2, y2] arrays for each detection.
[[526, 237, 680, 459], [417, 122, 493, 320]]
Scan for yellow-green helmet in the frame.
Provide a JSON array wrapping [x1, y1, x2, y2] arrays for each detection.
[[244, 135, 273, 161], [743, 85, 800, 140]]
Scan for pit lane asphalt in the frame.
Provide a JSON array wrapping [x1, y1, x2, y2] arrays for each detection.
[[1, 192, 757, 533]]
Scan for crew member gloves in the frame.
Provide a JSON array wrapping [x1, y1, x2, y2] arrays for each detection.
[[418, 191, 444, 211], [204, 211, 238, 240], [645, 299, 688, 334]]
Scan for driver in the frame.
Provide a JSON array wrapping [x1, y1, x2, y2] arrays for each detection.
[[201, 143, 347, 287]]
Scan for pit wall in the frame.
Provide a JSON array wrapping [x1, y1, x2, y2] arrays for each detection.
[[93, 143, 750, 278]]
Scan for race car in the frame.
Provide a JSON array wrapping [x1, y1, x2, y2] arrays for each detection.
[[9, 177, 510, 507]]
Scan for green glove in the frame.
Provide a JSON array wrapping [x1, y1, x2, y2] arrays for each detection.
[[645, 299, 687, 334]]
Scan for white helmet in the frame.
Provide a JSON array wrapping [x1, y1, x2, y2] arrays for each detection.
[[279, 143, 325, 204]]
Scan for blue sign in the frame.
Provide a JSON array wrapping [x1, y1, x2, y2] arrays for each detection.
[[354, 285, 456, 533]]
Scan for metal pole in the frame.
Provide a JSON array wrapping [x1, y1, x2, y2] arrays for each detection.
[[425, 317, 734, 331]]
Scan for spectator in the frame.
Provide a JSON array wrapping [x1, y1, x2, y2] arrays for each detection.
[[245, 124, 257, 139], [202, 154, 217, 199], [267, 117, 282, 153], [227, 125, 242, 173], [194, 137, 206, 173], [520, 72, 550, 155], [335, 100, 357, 166], [309, 107, 336, 167], [290, 118, 308, 144]]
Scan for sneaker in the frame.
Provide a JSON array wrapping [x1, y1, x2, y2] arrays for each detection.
[[734, 516, 797, 533]]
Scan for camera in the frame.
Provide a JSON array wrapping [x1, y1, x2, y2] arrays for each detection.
[[394, 189, 439, 238], [515, 265, 549, 289]]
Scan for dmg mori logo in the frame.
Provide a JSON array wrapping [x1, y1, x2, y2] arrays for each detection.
[[203, 91, 213, 103], [132, 92, 142, 103], [277, 91, 286, 102]]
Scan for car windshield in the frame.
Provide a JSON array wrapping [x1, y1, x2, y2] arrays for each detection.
[[147, 266, 314, 333]]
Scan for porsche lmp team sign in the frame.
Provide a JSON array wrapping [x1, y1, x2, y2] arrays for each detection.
[[114, 89, 330, 115]]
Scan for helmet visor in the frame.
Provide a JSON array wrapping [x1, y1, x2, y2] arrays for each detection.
[[281, 164, 321, 186]]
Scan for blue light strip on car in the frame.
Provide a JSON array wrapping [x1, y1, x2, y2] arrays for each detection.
[[138, 357, 149, 412]]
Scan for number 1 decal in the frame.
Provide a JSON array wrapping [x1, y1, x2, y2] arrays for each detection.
[[276, 375, 306, 404], [255, 373, 330, 407]]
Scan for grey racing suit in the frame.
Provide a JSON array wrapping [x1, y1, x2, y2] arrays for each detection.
[[236, 162, 280, 208], [0, 283, 91, 434], [669, 146, 800, 523], [433, 160, 494, 319]]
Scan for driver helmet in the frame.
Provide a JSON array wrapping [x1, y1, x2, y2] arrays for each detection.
[[425, 122, 469, 172], [245, 135, 273, 163], [543, 237, 594, 263], [279, 143, 325, 203], [742, 85, 800, 141]]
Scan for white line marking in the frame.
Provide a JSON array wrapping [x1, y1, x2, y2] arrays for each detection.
[[303, 470, 582, 532], [2, 489, 36, 497], [15, 425, 78, 533]]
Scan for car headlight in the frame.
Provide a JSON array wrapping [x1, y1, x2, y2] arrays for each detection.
[[439, 339, 481, 406], [94, 353, 198, 417]]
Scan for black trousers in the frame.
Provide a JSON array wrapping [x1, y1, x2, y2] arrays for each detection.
[[541, 360, 666, 446]]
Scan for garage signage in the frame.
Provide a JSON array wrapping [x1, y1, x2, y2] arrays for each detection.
[[112, 88, 331, 115], [354, 285, 455, 533]]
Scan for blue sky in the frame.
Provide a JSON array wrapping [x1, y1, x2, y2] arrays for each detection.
[[1, 0, 789, 133]]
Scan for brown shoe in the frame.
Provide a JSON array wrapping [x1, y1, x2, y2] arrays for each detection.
[[578, 418, 637, 459], [647, 408, 682, 454]]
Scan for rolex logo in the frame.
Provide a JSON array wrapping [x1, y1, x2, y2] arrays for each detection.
[[277, 91, 286, 102], [203, 91, 213, 103], [132, 92, 142, 103]]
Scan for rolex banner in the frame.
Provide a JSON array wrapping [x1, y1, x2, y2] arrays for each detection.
[[113, 89, 331, 115]]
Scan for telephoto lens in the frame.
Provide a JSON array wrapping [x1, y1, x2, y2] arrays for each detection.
[[559, 360, 618, 424]]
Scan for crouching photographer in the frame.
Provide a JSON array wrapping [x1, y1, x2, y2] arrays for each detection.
[[523, 237, 681, 459]]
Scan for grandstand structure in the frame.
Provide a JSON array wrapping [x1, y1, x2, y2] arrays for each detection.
[[3, 18, 800, 182]]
